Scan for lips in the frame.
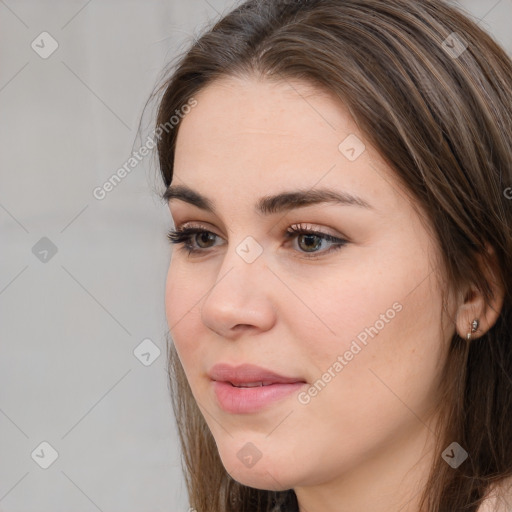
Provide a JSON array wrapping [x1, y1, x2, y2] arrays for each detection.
[[208, 363, 306, 386], [209, 363, 307, 414]]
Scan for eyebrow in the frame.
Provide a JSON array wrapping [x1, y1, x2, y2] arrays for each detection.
[[163, 184, 373, 215]]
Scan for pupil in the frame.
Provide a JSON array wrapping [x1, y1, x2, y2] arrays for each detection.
[[197, 232, 214, 248], [300, 234, 320, 252]]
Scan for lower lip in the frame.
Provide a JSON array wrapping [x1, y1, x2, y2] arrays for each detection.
[[212, 381, 306, 414]]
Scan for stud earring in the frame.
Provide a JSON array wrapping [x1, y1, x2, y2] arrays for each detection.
[[466, 318, 479, 340]]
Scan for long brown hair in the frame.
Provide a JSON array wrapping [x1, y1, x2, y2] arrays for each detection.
[[152, 1, 512, 510]]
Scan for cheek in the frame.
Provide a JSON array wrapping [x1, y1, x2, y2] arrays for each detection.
[[305, 232, 441, 360], [283, 264, 398, 365], [291, 249, 444, 409], [297, 284, 443, 439], [165, 263, 204, 368]]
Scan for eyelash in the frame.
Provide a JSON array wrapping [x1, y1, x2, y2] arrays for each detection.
[[166, 223, 348, 260]]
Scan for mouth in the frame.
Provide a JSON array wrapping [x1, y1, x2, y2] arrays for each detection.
[[208, 362, 306, 386], [208, 363, 307, 414], [227, 381, 277, 388]]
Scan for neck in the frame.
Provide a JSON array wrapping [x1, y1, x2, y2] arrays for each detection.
[[294, 417, 439, 512]]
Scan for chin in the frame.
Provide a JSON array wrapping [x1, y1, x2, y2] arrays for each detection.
[[218, 450, 299, 492], [229, 469, 293, 492]]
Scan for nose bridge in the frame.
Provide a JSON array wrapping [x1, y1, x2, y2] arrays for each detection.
[[200, 233, 275, 335], [211, 233, 267, 298], [233, 234, 265, 266]]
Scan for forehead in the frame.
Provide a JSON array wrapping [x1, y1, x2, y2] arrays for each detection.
[[176, 75, 350, 141], [170, 75, 406, 218], [174, 76, 355, 174]]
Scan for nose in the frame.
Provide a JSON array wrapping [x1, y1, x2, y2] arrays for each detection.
[[200, 242, 277, 339]]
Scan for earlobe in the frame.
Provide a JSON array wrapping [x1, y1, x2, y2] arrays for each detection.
[[455, 244, 505, 341]]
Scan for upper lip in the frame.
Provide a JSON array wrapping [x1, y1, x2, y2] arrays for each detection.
[[208, 363, 306, 385]]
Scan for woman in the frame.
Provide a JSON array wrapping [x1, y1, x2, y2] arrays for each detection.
[[152, 0, 512, 510]]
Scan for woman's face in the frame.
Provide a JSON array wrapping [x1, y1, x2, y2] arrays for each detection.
[[165, 76, 455, 500]]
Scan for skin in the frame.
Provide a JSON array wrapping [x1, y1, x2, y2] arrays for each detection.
[[164, 75, 504, 512]]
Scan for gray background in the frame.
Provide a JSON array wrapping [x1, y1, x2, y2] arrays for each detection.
[[0, 1, 511, 511]]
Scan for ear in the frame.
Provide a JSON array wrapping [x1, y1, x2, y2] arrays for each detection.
[[455, 243, 505, 340]]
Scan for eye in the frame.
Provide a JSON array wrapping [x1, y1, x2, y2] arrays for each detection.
[[166, 222, 348, 259], [284, 224, 348, 259], [166, 224, 222, 255]]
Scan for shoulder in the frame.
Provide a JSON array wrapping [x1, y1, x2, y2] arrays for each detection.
[[477, 477, 512, 512]]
